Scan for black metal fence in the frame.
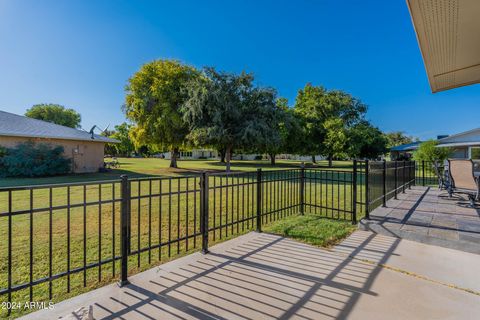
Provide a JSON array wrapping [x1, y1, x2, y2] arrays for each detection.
[[0, 166, 366, 316], [364, 160, 416, 217], [415, 160, 439, 186], [0, 160, 424, 316]]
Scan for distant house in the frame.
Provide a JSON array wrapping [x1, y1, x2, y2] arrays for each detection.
[[437, 128, 480, 159], [390, 142, 422, 160], [390, 128, 480, 160], [0, 110, 118, 173], [159, 149, 218, 160]]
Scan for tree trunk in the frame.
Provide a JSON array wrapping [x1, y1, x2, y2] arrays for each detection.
[[226, 146, 232, 172], [312, 155, 316, 164], [219, 149, 226, 163], [328, 155, 333, 167], [170, 147, 179, 168], [270, 153, 276, 165]]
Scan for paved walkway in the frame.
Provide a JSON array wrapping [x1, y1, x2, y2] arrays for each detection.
[[360, 186, 480, 254], [22, 231, 480, 320]]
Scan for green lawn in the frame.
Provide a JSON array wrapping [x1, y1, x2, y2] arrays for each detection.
[[0, 158, 354, 187], [264, 214, 356, 247], [0, 159, 361, 318]]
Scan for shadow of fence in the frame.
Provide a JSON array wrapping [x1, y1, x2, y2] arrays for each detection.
[[92, 232, 400, 319]]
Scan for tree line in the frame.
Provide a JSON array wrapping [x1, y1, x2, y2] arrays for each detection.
[[123, 59, 389, 171], [22, 60, 420, 172]]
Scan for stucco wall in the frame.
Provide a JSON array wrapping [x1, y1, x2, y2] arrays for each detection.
[[0, 136, 105, 173]]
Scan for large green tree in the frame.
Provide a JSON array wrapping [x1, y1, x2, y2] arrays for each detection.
[[124, 59, 200, 168], [25, 104, 81, 128], [294, 84, 367, 166], [182, 68, 278, 171], [262, 98, 302, 165], [323, 117, 348, 161], [347, 121, 388, 159]]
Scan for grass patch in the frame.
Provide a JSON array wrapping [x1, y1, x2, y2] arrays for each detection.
[[263, 214, 356, 247]]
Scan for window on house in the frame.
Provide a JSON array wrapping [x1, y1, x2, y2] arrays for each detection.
[[471, 147, 480, 159]]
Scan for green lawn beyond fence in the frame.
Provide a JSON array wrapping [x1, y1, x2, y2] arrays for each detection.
[[0, 160, 418, 318]]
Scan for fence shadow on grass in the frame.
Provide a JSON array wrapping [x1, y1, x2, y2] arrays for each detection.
[[90, 232, 400, 319]]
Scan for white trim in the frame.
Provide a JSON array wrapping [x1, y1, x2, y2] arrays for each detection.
[[437, 142, 480, 148]]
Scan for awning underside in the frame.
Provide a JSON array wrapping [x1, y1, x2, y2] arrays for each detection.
[[407, 0, 480, 92]]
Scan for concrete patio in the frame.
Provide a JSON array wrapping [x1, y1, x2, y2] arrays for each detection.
[[22, 230, 480, 320], [360, 186, 480, 254]]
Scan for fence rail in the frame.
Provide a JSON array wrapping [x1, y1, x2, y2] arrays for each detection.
[[0, 160, 418, 316]]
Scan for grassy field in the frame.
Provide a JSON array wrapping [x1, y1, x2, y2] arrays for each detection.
[[0, 159, 361, 318], [0, 158, 355, 187]]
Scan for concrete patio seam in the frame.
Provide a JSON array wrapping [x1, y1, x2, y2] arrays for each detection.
[[326, 247, 480, 297]]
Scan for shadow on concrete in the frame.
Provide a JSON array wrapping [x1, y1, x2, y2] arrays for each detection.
[[91, 232, 399, 319]]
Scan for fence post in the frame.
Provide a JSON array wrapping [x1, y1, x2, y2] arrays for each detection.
[[414, 161, 417, 186], [394, 161, 398, 200], [422, 160, 425, 186], [365, 160, 370, 220], [409, 161, 412, 189], [256, 169, 262, 232], [352, 160, 357, 224], [119, 175, 130, 287], [300, 164, 305, 214], [402, 160, 406, 193], [382, 160, 387, 207], [200, 171, 209, 254]]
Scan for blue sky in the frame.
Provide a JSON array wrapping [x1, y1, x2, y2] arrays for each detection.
[[1, 0, 479, 140]]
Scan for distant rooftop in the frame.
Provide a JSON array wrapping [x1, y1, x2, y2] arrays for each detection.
[[390, 141, 422, 152], [0, 110, 118, 143]]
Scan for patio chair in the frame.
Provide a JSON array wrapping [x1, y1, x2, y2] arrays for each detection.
[[448, 159, 480, 206], [432, 160, 450, 191]]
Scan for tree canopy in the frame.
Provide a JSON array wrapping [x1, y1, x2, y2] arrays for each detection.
[[261, 98, 303, 165], [347, 121, 388, 159], [182, 67, 279, 171], [124, 59, 200, 167], [293, 84, 367, 165], [25, 104, 81, 128], [121, 60, 391, 166]]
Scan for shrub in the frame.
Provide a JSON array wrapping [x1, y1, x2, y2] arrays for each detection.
[[0, 142, 71, 177], [413, 140, 451, 163], [0, 146, 6, 171]]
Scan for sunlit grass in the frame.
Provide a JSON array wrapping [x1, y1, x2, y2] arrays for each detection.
[[263, 214, 356, 247], [0, 158, 354, 187]]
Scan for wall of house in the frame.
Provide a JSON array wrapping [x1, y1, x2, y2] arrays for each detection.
[[0, 136, 105, 173]]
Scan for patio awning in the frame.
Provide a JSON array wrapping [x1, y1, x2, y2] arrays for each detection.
[[407, 0, 480, 93]]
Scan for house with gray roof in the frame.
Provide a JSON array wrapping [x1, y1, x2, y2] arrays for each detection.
[[390, 128, 480, 161], [0, 110, 118, 173]]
